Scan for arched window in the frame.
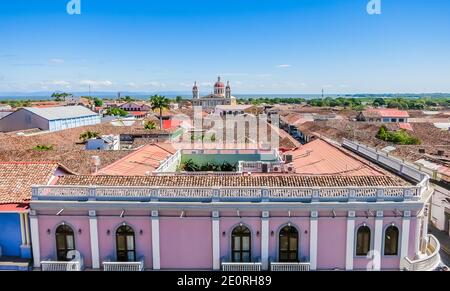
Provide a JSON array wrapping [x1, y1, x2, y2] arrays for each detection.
[[384, 225, 399, 256], [231, 225, 251, 262], [279, 225, 299, 262], [356, 225, 371, 256], [55, 225, 75, 261], [116, 225, 136, 262]]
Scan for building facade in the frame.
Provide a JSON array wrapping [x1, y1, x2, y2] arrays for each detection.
[[192, 77, 237, 109], [357, 109, 410, 123], [29, 140, 440, 271], [0, 106, 101, 132], [0, 163, 72, 270]]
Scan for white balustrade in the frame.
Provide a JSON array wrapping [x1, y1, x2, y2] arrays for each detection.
[[401, 235, 441, 271], [319, 188, 349, 199], [270, 188, 312, 199], [342, 139, 429, 198], [159, 188, 213, 198], [96, 187, 151, 198], [220, 188, 262, 198], [103, 258, 144, 271], [270, 262, 311, 271], [221, 262, 262, 271], [41, 257, 84, 271], [32, 185, 420, 202]]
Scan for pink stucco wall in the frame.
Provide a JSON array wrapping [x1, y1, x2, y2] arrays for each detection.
[[159, 217, 212, 269], [317, 217, 347, 270], [97, 217, 153, 269], [38, 216, 92, 267], [34, 210, 423, 271]]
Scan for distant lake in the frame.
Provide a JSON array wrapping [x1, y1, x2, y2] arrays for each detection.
[[0, 93, 448, 101], [0, 94, 340, 101]]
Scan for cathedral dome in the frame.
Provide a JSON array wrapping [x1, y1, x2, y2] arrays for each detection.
[[214, 76, 225, 88]]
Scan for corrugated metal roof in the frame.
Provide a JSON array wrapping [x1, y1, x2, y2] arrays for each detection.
[[0, 111, 12, 119], [24, 105, 98, 121]]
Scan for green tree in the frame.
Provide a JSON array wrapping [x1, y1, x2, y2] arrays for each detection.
[[372, 98, 385, 107], [175, 96, 183, 104], [119, 96, 135, 102], [93, 97, 103, 107], [79, 131, 100, 143], [51, 92, 72, 102], [144, 120, 157, 130], [150, 95, 171, 129], [33, 144, 53, 151], [105, 107, 128, 117]]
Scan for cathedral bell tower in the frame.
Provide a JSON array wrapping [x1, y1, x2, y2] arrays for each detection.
[[225, 81, 231, 99], [192, 81, 199, 99]]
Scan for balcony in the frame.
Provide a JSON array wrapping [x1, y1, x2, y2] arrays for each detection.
[[221, 262, 262, 271], [41, 257, 84, 271], [270, 262, 311, 271], [401, 235, 441, 271], [103, 257, 145, 271]]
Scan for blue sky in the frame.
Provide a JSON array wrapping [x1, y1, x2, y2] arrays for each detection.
[[0, 0, 449, 94]]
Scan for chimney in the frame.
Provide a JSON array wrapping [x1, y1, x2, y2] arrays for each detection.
[[91, 155, 101, 173]]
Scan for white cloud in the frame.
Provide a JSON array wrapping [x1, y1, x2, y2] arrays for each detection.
[[126, 82, 138, 88], [40, 80, 71, 88], [49, 58, 65, 64], [145, 81, 167, 88], [179, 82, 193, 88], [276, 64, 292, 68], [80, 80, 114, 87], [200, 82, 213, 87]]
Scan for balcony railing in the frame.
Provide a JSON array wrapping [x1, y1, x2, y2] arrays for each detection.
[[401, 235, 441, 271], [41, 257, 84, 271], [270, 262, 311, 271], [103, 257, 145, 271], [32, 185, 420, 203], [221, 262, 262, 271]]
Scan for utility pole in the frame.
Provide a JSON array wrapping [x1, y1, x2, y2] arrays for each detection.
[[89, 84, 91, 98], [321, 88, 324, 99]]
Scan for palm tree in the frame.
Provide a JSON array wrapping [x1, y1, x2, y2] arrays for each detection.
[[150, 95, 171, 129]]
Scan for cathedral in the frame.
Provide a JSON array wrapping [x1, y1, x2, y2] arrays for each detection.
[[192, 76, 237, 109]]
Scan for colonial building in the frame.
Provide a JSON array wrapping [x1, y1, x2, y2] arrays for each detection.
[[357, 109, 410, 123], [29, 139, 440, 271], [0, 162, 73, 270], [192, 77, 237, 109]]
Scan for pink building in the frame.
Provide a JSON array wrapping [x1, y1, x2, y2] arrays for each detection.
[[29, 140, 440, 271]]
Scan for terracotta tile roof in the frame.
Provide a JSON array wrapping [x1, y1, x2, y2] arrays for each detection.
[[398, 123, 414, 131], [285, 139, 386, 176], [96, 143, 176, 176], [0, 162, 68, 204], [56, 174, 406, 187], [363, 109, 410, 119]]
